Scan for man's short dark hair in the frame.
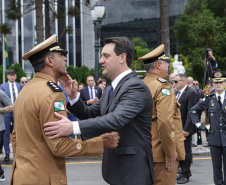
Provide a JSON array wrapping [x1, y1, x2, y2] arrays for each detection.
[[176, 73, 187, 79], [87, 75, 94, 80], [104, 37, 134, 67], [7, 69, 16, 75], [99, 76, 107, 82], [33, 53, 54, 73]]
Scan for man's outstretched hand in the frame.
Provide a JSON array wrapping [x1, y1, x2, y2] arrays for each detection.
[[100, 132, 120, 149], [59, 74, 77, 100], [44, 112, 73, 139]]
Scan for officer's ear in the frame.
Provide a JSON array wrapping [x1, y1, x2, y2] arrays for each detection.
[[45, 55, 54, 67]]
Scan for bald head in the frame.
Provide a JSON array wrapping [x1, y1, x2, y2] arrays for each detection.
[[187, 77, 194, 85], [169, 73, 176, 83]]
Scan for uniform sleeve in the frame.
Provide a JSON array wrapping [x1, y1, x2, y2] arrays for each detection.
[[39, 92, 103, 157], [184, 90, 199, 132], [156, 84, 176, 157], [189, 97, 209, 124], [0, 90, 12, 106]]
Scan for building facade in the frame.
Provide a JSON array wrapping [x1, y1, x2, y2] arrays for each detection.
[[0, 0, 187, 77]]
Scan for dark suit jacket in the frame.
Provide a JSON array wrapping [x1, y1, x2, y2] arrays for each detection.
[[80, 86, 102, 106], [68, 72, 155, 185], [0, 82, 22, 117], [177, 86, 197, 135]]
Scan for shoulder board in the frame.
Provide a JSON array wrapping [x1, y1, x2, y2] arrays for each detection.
[[157, 78, 168, 83], [47, 81, 62, 92], [206, 92, 215, 97]]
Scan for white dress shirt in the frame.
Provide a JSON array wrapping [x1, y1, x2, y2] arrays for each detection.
[[70, 69, 132, 135], [8, 82, 19, 104], [177, 85, 187, 101]]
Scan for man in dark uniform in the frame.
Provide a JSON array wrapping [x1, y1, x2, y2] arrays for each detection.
[[190, 71, 226, 185]]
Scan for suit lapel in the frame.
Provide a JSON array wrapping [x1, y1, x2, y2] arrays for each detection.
[[103, 71, 136, 115], [179, 86, 188, 103]]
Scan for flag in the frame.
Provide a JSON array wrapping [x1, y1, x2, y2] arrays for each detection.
[[4, 37, 9, 68]]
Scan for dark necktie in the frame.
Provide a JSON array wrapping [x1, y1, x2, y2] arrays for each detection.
[[176, 90, 181, 100], [108, 85, 113, 103], [90, 87, 93, 99], [218, 96, 222, 108], [12, 84, 16, 103]]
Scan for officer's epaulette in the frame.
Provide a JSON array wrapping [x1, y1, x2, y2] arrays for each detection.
[[47, 81, 62, 92], [157, 78, 168, 83], [206, 92, 215, 97]]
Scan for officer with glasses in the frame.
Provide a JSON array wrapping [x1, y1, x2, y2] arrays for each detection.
[[190, 71, 226, 185]]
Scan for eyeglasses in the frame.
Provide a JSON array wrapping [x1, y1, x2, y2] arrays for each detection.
[[21, 81, 27, 84], [193, 83, 198, 85], [174, 80, 183, 83], [214, 81, 224, 84]]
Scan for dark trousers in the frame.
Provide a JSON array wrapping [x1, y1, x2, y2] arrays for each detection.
[[210, 145, 226, 185], [0, 164, 4, 175], [0, 130, 4, 151], [3, 117, 14, 154], [179, 135, 192, 178]]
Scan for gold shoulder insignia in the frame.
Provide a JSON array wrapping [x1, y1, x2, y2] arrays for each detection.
[[47, 81, 62, 92], [157, 78, 168, 83]]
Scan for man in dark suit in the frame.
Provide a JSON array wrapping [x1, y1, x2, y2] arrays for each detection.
[[0, 69, 22, 161], [174, 74, 197, 184], [44, 37, 155, 185], [190, 71, 226, 185], [187, 77, 200, 147], [80, 75, 102, 106]]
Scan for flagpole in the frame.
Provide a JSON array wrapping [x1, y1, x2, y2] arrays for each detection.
[[2, 0, 5, 83]]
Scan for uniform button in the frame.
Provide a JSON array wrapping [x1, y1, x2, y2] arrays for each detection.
[[220, 117, 222, 119], [220, 111, 222, 113], [220, 124, 222, 126], [220, 130, 222, 132]]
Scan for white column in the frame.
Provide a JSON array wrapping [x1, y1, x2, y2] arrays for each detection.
[[65, 0, 69, 66], [72, 0, 76, 67], [80, 0, 83, 65], [2, 0, 5, 83], [33, 3, 37, 46], [42, 2, 45, 40], [15, 0, 19, 63], [21, 0, 24, 69], [55, 0, 58, 37]]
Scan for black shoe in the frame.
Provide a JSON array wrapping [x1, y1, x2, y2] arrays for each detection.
[[178, 166, 181, 174], [177, 177, 189, 184], [0, 174, 5, 181], [4, 154, 9, 161], [176, 173, 183, 180]]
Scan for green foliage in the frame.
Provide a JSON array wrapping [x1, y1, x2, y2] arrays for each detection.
[[173, 0, 226, 83], [9, 63, 27, 83], [0, 23, 12, 35], [5, 0, 21, 21], [73, 65, 91, 84], [130, 38, 147, 49], [130, 37, 151, 70], [68, 6, 80, 18], [61, 25, 73, 36]]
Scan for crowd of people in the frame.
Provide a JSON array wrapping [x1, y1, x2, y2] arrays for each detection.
[[0, 34, 223, 185]]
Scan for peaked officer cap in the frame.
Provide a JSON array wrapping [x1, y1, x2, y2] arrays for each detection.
[[212, 71, 226, 82], [22, 34, 68, 67], [138, 44, 170, 64]]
